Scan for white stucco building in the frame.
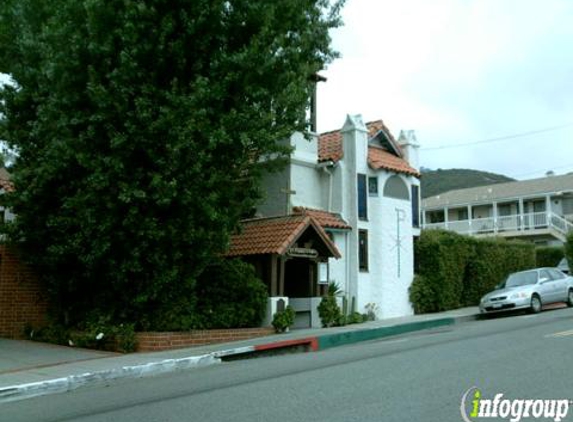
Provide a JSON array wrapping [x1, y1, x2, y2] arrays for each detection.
[[238, 114, 421, 325]]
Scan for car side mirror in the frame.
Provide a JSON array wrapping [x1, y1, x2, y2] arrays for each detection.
[[539, 277, 550, 284]]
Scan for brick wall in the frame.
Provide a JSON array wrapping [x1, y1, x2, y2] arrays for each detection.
[[0, 245, 48, 338], [136, 327, 275, 352]]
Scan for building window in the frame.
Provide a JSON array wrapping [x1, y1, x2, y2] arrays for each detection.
[[411, 185, 420, 227], [383, 175, 410, 200], [358, 230, 368, 272], [563, 198, 573, 215], [368, 176, 378, 196], [357, 174, 368, 220], [498, 204, 512, 216], [457, 208, 468, 221]]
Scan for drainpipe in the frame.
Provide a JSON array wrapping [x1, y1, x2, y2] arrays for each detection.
[[345, 229, 351, 312]]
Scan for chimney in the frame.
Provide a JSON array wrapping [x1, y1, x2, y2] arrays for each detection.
[[397, 130, 420, 171], [309, 74, 327, 133]]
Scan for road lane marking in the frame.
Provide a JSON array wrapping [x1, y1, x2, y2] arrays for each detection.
[[545, 329, 573, 338]]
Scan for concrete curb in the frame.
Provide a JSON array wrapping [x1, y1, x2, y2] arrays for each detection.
[[0, 353, 220, 404], [0, 312, 479, 404], [317, 317, 458, 350]]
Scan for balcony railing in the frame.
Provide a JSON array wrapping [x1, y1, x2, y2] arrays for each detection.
[[423, 211, 573, 238]]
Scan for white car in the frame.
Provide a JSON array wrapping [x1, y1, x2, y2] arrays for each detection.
[[479, 268, 573, 315]]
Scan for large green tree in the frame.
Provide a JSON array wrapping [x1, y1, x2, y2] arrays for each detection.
[[0, 0, 343, 328]]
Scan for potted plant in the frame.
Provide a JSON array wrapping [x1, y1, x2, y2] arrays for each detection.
[[272, 306, 295, 333]]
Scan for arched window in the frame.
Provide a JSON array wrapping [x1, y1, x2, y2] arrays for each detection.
[[383, 175, 410, 200]]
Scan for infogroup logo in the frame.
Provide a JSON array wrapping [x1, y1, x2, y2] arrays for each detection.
[[460, 387, 571, 422]]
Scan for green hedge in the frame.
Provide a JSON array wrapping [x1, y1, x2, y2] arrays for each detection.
[[410, 230, 472, 313], [410, 230, 536, 313], [535, 246, 564, 268], [464, 238, 536, 307], [193, 258, 268, 329], [566, 233, 573, 271]]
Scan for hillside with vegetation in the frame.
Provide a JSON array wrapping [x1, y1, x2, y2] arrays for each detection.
[[421, 168, 515, 198]]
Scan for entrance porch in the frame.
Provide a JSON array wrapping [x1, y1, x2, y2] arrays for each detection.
[[227, 214, 341, 328]]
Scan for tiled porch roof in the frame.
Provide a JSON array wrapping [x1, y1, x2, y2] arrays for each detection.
[[291, 207, 351, 230], [227, 215, 341, 258], [318, 120, 420, 177]]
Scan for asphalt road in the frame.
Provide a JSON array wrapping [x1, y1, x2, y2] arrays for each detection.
[[4, 308, 573, 422]]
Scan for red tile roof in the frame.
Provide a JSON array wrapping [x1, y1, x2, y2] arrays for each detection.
[[317, 130, 344, 162], [368, 146, 420, 177], [318, 120, 419, 178], [227, 215, 341, 258], [292, 207, 351, 230]]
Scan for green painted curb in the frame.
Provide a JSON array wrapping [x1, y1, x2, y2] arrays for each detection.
[[316, 318, 455, 350]]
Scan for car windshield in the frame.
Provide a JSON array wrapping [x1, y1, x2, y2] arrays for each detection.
[[505, 271, 538, 287]]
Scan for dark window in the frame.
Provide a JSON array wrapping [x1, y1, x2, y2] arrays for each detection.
[[383, 175, 409, 200], [533, 201, 546, 213], [498, 204, 512, 216], [457, 208, 468, 221], [411, 185, 420, 227], [357, 174, 367, 220], [368, 177, 378, 196], [359, 230, 368, 272]]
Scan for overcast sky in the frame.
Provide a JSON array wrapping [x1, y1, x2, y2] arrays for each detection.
[[317, 0, 573, 180], [2, 1, 572, 180]]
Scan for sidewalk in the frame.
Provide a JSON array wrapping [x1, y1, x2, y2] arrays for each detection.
[[0, 307, 480, 403]]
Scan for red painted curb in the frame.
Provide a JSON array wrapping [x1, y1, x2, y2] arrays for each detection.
[[254, 337, 319, 353]]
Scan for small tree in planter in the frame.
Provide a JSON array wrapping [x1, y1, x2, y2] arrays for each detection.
[[272, 306, 295, 333], [318, 282, 342, 327]]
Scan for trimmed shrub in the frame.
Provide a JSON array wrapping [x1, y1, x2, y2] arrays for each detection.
[[535, 246, 564, 268], [410, 230, 536, 313], [272, 306, 295, 333], [194, 259, 268, 329], [318, 295, 341, 327], [409, 275, 436, 314], [318, 282, 342, 327]]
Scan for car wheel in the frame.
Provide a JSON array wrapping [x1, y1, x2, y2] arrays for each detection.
[[530, 295, 542, 314], [567, 290, 573, 307]]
